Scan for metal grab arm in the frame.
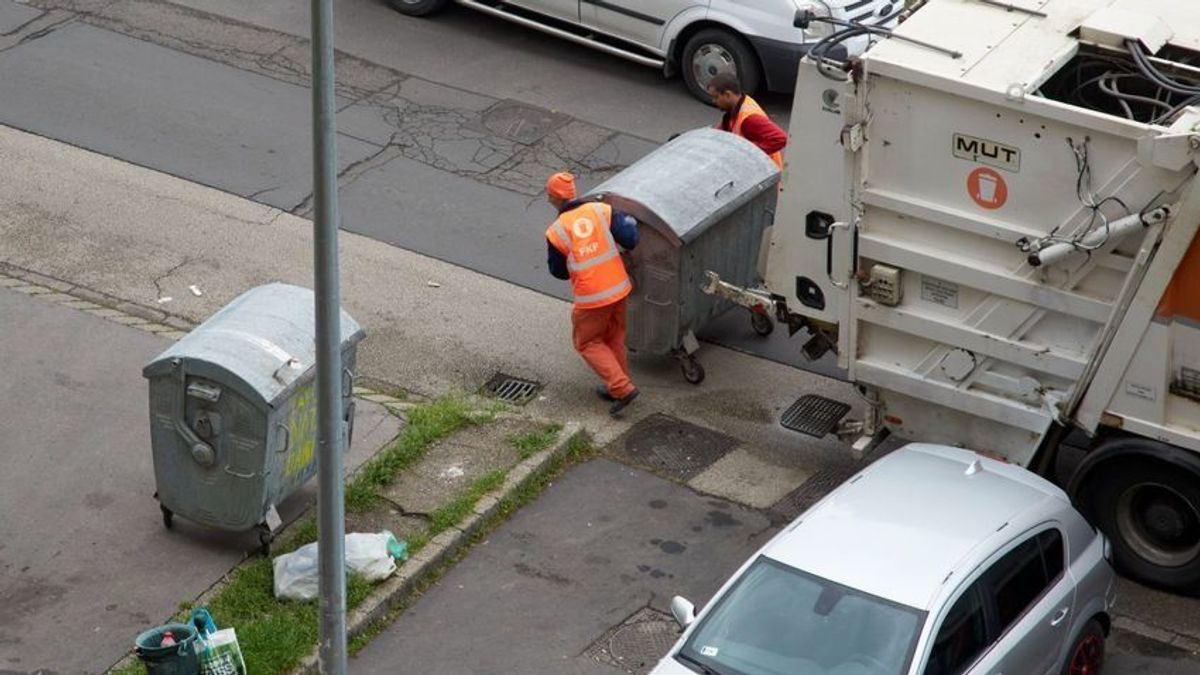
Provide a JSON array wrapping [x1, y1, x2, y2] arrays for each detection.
[[701, 271, 774, 311]]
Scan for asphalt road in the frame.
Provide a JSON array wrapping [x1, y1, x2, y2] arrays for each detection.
[[0, 0, 832, 375], [352, 458, 1200, 675]]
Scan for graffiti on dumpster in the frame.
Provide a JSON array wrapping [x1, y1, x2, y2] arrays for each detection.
[[284, 383, 317, 479]]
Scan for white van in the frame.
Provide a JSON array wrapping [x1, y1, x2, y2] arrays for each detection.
[[386, 0, 900, 102]]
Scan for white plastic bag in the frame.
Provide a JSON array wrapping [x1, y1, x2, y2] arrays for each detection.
[[273, 531, 405, 601]]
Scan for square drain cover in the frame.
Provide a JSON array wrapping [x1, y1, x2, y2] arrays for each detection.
[[613, 414, 736, 481], [482, 372, 542, 405], [770, 464, 862, 522], [476, 100, 570, 145], [780, 394, 851, 437], [585, 607, 679, 674]]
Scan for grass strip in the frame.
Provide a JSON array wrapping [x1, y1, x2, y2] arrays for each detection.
[[345, 396, 481, 512], [507, 423, 564, 460]]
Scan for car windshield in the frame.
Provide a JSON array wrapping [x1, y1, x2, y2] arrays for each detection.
[[677, 557, 924, 675]]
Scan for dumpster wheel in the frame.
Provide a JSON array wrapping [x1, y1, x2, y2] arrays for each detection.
[[160, 504, 174, 530], [750, 310, 774, 337], [680, 356, 706, 385], [256, 524, 275, 557]]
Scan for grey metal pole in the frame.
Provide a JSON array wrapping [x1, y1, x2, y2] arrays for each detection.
[[311, 0, 346, 671]]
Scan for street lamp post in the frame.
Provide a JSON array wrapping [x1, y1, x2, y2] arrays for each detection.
[[310, 0, 347, 671]]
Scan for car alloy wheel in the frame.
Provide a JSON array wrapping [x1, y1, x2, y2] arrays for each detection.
[[1067, 633, 1103, 675]]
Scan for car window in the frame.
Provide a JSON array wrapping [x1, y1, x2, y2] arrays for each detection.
[[986, 535, 1053, 634], [677, 557, 924, 675], [1039, 529, 1065, 582], [923, 584, 989, 675]]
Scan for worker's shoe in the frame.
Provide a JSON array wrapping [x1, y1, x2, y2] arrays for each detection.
[[595, 385, 616, 402], [609, 388, 639, 416]]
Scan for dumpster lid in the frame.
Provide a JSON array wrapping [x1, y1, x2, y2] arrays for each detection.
[[585, 128, 779, 245], [143, 283, 365, 406]]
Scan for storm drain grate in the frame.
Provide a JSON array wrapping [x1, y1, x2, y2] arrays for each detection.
[[585, 607, 679, 675], [780, 394, 851, 437], [612, 414, 737, 481], [482, 372, 542, 405], [770, 464, 862, 522]]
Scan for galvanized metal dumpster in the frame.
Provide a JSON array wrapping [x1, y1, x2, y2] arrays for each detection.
[[586, 128, 780, 383], [143, 283, 365, 553]]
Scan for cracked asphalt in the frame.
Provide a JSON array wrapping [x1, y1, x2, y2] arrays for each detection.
[[0, 0, 822, 371]]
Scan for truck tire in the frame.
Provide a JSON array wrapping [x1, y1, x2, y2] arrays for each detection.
[[386, 0, 449, 17], [1078, 450, 1200, 594], [681, 29, 762, 104]]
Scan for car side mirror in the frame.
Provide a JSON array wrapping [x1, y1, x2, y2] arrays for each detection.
[[670, 596, 696, 628]]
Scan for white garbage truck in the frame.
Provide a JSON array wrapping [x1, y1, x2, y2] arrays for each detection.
[[707, 0, 1200, 593]]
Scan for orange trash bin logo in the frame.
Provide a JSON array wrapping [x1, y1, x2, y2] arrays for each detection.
[[967, 167, 1008, 210]]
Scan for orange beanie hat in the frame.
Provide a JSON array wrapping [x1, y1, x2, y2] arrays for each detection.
[[545, 172, 577, 200]]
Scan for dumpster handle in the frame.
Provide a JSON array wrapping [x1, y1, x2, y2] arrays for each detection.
[[171, 359, 217, 467], [714, 180, 735, 199], [275, 423, 290, 453]]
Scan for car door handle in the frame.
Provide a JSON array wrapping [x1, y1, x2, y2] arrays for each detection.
[[1050, 607, 1070, 626]]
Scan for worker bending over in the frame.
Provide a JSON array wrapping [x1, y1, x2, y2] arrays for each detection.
[[707, 72, 787, 169], [545, 172, 640, 415]]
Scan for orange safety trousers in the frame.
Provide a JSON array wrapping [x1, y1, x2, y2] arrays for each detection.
[[572, 298, 635, 399]]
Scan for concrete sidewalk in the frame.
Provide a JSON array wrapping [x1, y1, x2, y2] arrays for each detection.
[[1, 123, 1198, 660]]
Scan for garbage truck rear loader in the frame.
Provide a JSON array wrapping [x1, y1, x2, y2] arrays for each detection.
[[709, 0, 1200, 593]]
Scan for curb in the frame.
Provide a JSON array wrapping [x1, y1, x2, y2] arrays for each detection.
[[1112, 615, 1200, 656], [288, 420, 584, 674], [0, 262, 197, 339]]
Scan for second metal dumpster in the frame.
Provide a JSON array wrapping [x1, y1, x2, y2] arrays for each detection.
[[586, 128, 780, 383], [142, 283, 365, 553]]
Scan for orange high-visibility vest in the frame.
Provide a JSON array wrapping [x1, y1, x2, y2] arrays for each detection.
[[732, 95, 784, 171], [546, 202, 632, 310]]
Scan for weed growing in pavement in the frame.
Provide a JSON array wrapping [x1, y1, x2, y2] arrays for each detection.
[[428, 469, 507, 533], [507, 423, 564, 460], [345, 396, 480, 512]]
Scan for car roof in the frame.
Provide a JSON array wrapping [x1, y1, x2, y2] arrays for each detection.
[[765, 444, 1068, 610]]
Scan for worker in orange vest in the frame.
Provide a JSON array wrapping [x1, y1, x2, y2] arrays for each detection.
[[545, 172, 640, 415], [707, 72, 786, 170]]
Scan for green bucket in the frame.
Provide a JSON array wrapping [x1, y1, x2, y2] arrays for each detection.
[[134, 623, 199, 675]]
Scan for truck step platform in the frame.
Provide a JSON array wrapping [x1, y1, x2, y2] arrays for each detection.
[[780, 394, 851, 438]]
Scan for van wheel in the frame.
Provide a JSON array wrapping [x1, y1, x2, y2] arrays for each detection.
[[1081, 452, 1200, 594], [387, 0, 449, 17], [681, 29, 761, 104], [1060, 619, 1104, 675]]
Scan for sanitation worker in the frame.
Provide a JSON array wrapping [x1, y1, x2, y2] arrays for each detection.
[[544, 172, 640, 415], [707, 72, 787, 170]]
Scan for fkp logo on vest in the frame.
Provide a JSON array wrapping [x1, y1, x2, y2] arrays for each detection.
[[573, 217, 600, 257]]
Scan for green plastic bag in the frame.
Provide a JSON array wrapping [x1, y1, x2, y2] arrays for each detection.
[[197, 628, 246, 675]]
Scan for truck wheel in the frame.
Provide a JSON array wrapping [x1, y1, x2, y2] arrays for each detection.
[[1060, 619, 1105, 675], [681, 29, 762, 104], [1082, 456, 1200, 594], [386, 0, 449, 17]]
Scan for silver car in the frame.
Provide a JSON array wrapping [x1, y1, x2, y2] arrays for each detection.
[[385, 0, 900, 102], [652, 443, 1117, 675]]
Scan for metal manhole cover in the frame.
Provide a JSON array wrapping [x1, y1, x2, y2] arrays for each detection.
[[476, 100, 570, 145], [780, 394, 851, 437], [770, 464, 862, 522], [585, 607, 679, 674], [482, 372, 542, 405], [613, 414, 736, 480]]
